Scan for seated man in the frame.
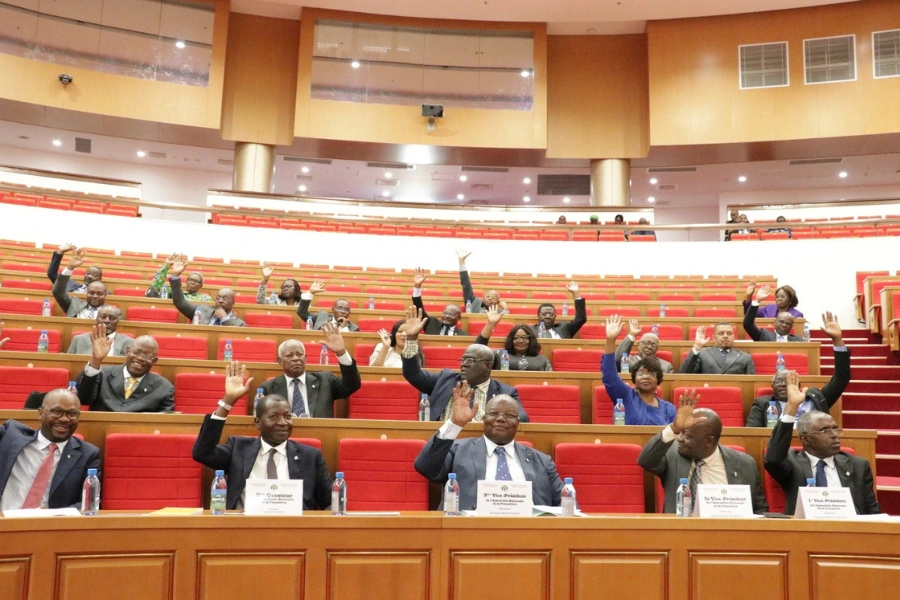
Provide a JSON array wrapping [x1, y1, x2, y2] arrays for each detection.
[[411, 268, 467, 335], [192, 362, 332, 511], [67, 306, 133, 356], [530, 282, 585, 339], [724, 208, 741, 241], [259, 323, 361, 418], [51, 248, 108, 318], [297, 280, 359, 332], [743, 285, 803, 342], [146, 253, 212, 301], [679, 323, 755, 375], [46, 243, 102, 292], [0, 389, 100, 510], [167, 256, 246, 327], [766, 216, 793, 238], [76, 325, 174, 413], [614, 319, 675, 374], [630, 218, 656, 239], [401, 307, 528, 422], [746, 313, 849, 426], [414, 382, 562, 511], [764, 371, 878, 515], [638, 390, 768, 514], [457, 249, 507, 314]]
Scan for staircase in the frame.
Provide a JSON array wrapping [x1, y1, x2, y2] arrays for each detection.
[[819, 328, 900, 514]]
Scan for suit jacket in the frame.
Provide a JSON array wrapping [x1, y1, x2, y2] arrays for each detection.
[[192, 415, 332, 510], [764, 419, 879, 515], [52, 272, 95, 317], [743, 304, 803, 342], [67, 332, 133, 356], [411, 295, 468, 336], [679, 347, 756, 375], [260, 362, 362, 418], [459, 270, 486, 313], [296, 299, 359, 332], [414, 434, 562, 510], [528, 298, 587, 339], [401, 355, 528, 422], [638, 431, 768, 514], [76, 365, 175, 413], [746, 349, 851, 427], [0, 420, 101, 509], [614, 337, 675, 374], [170, 277, 246, 327], [46, 252, 83, 292]]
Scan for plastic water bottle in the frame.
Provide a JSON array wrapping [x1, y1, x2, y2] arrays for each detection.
[[444, 473, 460, 516], [675, 478, 691, 517], [562, 302, 569, 316], [538, 322, 547, 338], [255, 388, 265, 412], [368, 295, 375, 309], [160, 285, 169, 299], [37, 330, 49, 352], [561, 477, 577, 516], [320, 345, 329, 366], [659, 304, 667, 318], [766, 400, 779, 427], [42, 298, 51, 317], [331, 472, 347, 515], [776, 353, 786, 372], [81, 468, 101, 515], [223, 340, 233, 361], [620, 354, 630, 374], [500, 350, 510, 370], [210, 470, 227, 515], [418, 394, 430, 421], [652, 323, 660, 336], [306, 316, 314, 330], [807, 478, 816, 487], [67, 381, 78, 394], [192, 308, 202, 325], [465, 299, 472, 313], [803, 323, 810, 342], [614, 399, 626, 425]]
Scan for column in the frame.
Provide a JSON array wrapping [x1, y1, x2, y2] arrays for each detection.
[[589, 159, 631, 207], [232, 142, 275, 193]]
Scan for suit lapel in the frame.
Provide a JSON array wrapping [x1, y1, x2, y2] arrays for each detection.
[[723, 350, 739, 371], [720, 446, 742, 484], [795, 450, 815, 481], [515, 443, 536, 482], [306, 375, 320, 417], [109, 368, 125, 398], [287, 442, 302, 479], [471, 437, 487, 482], [834, 454, 854, 486], [243, 438, 262, 481], [1, 428, 38, 485], [129, 374, 154, 400], [50, 438, 81, 494]]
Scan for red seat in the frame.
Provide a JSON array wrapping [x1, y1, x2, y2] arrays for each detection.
[[598, 307, 641, 317], [468, 321, 514, 339], [0, 366, 70, 409], [657, 293, 694, 302], [580, 292, 611, 301], [647, 324, 684, 340], [127, 306, 179, 324], [216, 338, 277, 361], [102, 434, 202, 510], [517, 384, 581, 424], [244, 312, 294, 329], [373, 301, 405, 311], [1, 262, 44, 273], [365, 286, 403, 296], [348, 381, 420, 420], [731, 233, 759, 241], [337, 438, 429, 510], [353, 343, 376, 364], [112, 287, 147, 297], [203, 277, 234, 287], [154, 336, 208, 360], [0, 328, 62, 353], [694, 307, 738, 318], [756, 386, 774, 397], [530, 292, 568, 300], [104, 270, 143, 281], [0, 278, 51, 291], [577, 324, 628, 340], [672, 386, 743, 427], [315, 299, 359, 309], [752, 353, 809, 375], [0, 298, 44, 316], [175, 373, 247, 415], [614, 293, 651, 302], [357, 317, 397, 333], [327, 285, 361, 294], [648, 307, 689, 317], [629, 235, 656, 242], [699, 293, 737, 302], [421, 345, 466, 368], [554, 443, 645, 513], [552, 349, 602, 372], [234, 293, 257, 304]]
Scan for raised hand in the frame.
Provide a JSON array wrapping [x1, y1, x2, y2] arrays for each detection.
[[672, 389, 706, 434], [169, 253, 188, 278], [755, 284, 771, 303], [319, 321, 347, 356], [784, 370, 808, 415], [377, 328, 391, 348], [261, 261, 274, 280], [693, 326, 710, 352], [223, 361, 253, 405], [486, 304, 504, 326], [456, 248, 471, 263], [745, 281, 757, 299], [0, 320, 8, 349], [605, 315, 625, 340], [404, 305, 426, 339], [413, 267, 428, 288], [566, 281, 579, 296], [308, 280, 326, 295], [58, 242, 77, 254], [449, 381, 477, 427], [628, 318, 642, 338], [164, 252, 178, 267], [89, 323, 113, 368], [66, 248, 87, 270], [821, 311, 843, 345]]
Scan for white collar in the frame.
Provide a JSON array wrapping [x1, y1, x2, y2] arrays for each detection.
[[260, 438, 288, 456], [35, 430, 69, 453]]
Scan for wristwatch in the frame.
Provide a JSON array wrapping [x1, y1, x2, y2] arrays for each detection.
[[217, 399, 233, 412]]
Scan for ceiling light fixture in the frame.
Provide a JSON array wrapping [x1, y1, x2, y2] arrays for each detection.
[[738, 175, 747, 183], [350, 60, 360, 69], [523, 177, 531, 184], [175, 40, 186, 49], [459, 175, 467, 181], [136, 150, 146, 157], [649, 178, 658, 184], [839, 171, 848, 178], [52, 139, 62, 147]]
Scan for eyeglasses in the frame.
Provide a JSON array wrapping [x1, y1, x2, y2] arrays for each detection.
[[807, 427, 842, 437], [458, 357, 489, 366], [128, 350, 156, 361], [512, 335, 531, 341], [47, 408, 80, 420], [485, 412, 519, 421]]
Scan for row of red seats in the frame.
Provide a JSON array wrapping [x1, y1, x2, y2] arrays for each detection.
[[0, 192, 139, 217], [733, 225, 900, 241]]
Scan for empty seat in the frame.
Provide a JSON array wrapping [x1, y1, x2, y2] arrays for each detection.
[[657, 293, 694, 302], [0, 366, 71, 409], [0, 278, 51, 291], [0, 298, 44, 316], [698, 293, 737, 302], [517, 384, 581, 424], [694, 307, 738, 318], [597, 307, 641, 317], [216, 338, 277, 362], [347, 381, 419, 420], [554, 443, 644, 512], [752, 353, 810, 375], [578, 324, 627, 340], [127, 306, 179, 324], [672, 386, 743, 427], [244, 312, 294, 329], [647, 324, 684, 340], [154, 336, 208, 360], [175, 373, 247, 415], [530, 292, 569, 300], [552, 349, 602, 372], [614, 293, 651, 302], [422, 345, 466, 368], [0, 328, 62, 353], [112, 287, 147, 297], [467, 321, 514, 338], [1, 262, 44, 273], [365, 286, 403, 296], [357, 318, 397, 333], [337, 438, 429, 510]]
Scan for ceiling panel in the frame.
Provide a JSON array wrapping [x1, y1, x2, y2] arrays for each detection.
[[100, 0, 162, 37], [38, 0, 102, 23], [160, 2, 214, 45]]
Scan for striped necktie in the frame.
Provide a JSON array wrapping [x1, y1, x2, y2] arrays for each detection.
[[21, 443, 58, 509], [124, 377, 139, 400]]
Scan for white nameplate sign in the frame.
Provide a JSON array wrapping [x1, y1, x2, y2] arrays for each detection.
[[476, 481, 533, 516], [244, 479, 304, 516], [795, 487, 857, 520], [694, 484, 754, 518]]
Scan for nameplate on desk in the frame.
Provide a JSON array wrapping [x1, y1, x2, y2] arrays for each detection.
[[795, 487, 856, 520], [694, 484, 754, 518], [244, 480, 304, 516], [476, 481, 532, 516]]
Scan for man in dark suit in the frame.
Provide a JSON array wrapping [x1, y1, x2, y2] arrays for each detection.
[[679, 323, 756, 375], [638, 390, 768, 514], [743, 285, 803, 342], [415, 383, 560, 510], [192, 362, 332, 511], [746, 313, 849, 426], [457, 249, 507, 314], [296, 280, 359, 332], [530, 282, 586, 339], [67, 306, 133, 356], [167, 255, 246, 327], [764, 371, 878, 515], [76, 325, 174, 413], [46, 242, 102, 292], [259, 322, 361, 418], [400, 307, 528, 422], [0, 389, 100, 510], [51, 248, 109, 318], [411, 267, 466, 336]]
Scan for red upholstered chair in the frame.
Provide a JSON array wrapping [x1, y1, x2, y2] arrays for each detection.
[[327, 284, 362, 295], [216, 338, 277, 362], [647, 324, 684, 340], [244, 312, 294, 329], [506, 306, 535, 315], [104, 270, 143, 281], [0, 278, 51, 291], [648, 307, 689, 317], [348, 381, 420, 420], [699, 293, 737, 302], [154, 336, 208, 360], [357, 317, 397, 333], [102, 434, 202, 510], [554, 443, 645, 513], [752, 353, 809, 375], [531, 292, 569, 300], [127, 306, 179, 324], [353, 343, 376, 364], [517, 384, 581, 424], [0, 298, 43, 315], [112, 287, 147, 297], [694, 307, 738, 318], [337, 438, 429, 510], [468, 321, 514, 338], [203, 277, 233, 286], [175, 373, 248, 414], [760, 444, 855, 513], [552, 349, 602, 372], [614, 293, 651, 302], [290, 437, 323, 450], [373, 301, 405, 311], [0, 328, 61, 353], [657, 293, 695, 302], [756, 386, 774, 397], [365, 286, 403, 296], [0, 366, 70, 409], [1, 262, 44, 273], [234, 293, 257, 304], [422, 345, 465, 368], [577, 324, 627, 340], [581, 292, 611, 301], [672, 386, 743, 427], [598, 307, 641, 317]]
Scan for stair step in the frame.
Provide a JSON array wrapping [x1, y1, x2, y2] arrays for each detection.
[[843, 365, 900, 379], [844, 410, 900, 430], [875, 477, 900, 514], [842, 393, 900, 411], [846, 381, 900, 394], [876, 431, 900, 455], [822, 356, 885, 366], [876, 455, 900, 477]]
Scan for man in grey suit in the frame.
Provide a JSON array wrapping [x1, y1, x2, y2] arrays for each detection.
[[614, 319, 675, 374], [743, 285, 803, 342], [167, 255, 246, 327], [51, 248, 109, 319], [46, 243, 102, 292], [296, 280, 359, 332], [638, 390, 768, 514], [457, 249, 507, 314], [679, 323, 756, 375], [411, 268, 467, 335], [75, 325, 174, 413], [259, 322, 361, 418], [414, 383, 563, 511], [67, 306, 133, 356], [764, 371, 879, 515]]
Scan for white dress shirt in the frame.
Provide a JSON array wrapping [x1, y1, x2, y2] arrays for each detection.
[[660, 425, 728, 484], [241, 439, 290, 505], [437, 420, 526, 481], [805, 454, 842, 488], [0, 432, 69, 511]]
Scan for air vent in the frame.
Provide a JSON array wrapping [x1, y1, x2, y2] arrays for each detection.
[[295, 174, 312, 181], [537, 174, 590, 196], [461, 166, 509, 173], [467, 199, 491, 205], [376, 179, 398, 186], [74, 138, 91, 153], [366, 161, 415, 170], [804, 35, 856, 84], [471, 183, 493, 191], [788, 157, 843, 166], [647, 166, 698, 173], [283, 156, 332, 164], [657, 184, 678, 191], [148, 151, 166, 159], [217, 159, 234, 166], [739, 42, 789, 89], [873, 29, 900, 78]]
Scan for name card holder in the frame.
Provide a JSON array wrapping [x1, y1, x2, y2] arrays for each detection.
[[694, 484, 754, 518], [795, 487, 856, 520], [244, 479, 304, 516], [476, 481, 533, 516]]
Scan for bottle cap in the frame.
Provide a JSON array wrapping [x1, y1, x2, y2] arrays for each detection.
[[215, 470, 224, 476], [257, 388, 265, 393], [87, 468, 98, 476], [679, 477, 688, 484], [564, 477, 573, 484], [68, 381, 77, 387], [769, 400, 776, 405], [616, 398, 623, 403], [225, 339, 232, 343], [41, 329, 47, 334], [448, 473, 457, 480], [807, 478, 816, 486], [336, 472, 344, 478]]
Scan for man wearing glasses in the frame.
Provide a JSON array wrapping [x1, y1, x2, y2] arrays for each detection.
[[415, 382, 561, 510], [614, 319, 675, 374], [0, 389, 100, 510], [764, 371, 879, 515]]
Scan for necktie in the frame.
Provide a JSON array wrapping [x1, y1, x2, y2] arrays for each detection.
[[22, 443, 58, 509], [124, 377, 139, 400], [689, 459, 705, 511], [815, 459, 828, 487], [266, 448, 278, 479], [86, 307, 96, 319], [440, 325, 448, 335], [494, 447, 512, 481], [291, 378, 306, 417], [720, 349, 728, 359]]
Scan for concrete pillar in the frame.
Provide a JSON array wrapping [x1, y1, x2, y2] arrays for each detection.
[[589, 158, 631, 207], [232, 142, 275, 193]]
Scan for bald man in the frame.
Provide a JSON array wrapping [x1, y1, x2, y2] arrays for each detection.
[[615, 320, 675, 373]]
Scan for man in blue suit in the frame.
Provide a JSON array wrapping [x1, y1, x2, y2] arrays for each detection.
[[0, 389, 100, 510]]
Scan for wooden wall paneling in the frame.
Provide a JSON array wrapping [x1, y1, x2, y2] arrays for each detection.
[[198, 553, 305, 600], [56, 553, 174, 600], [0, 558, 30, 600], [326, 552, 430, 600], [449, 552, 550, 600], [571, 552, 668, 600], [809, 555, 900, 600], [689, 553, 787, 600]]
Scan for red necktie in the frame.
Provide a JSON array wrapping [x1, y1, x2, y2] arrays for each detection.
[[21, 443, 58, 509]]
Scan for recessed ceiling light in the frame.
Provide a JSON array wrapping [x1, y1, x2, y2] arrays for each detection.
[[563, 197, 571, 203], [52, 139, 62, 147], [648, 196, 656, 203], [382, 191, 390, 197], [136, 150, 146, 158], [523, 196, 531, 202], [298, 185, 307, 192], [738, 175, 747, 182], [523, 177, 531, 184], [649, 178, 658, 184], [350, 60, 360, 69], [457, 193, 465, 200], [839, 171, 848, 178], [459, 175, 467, 181], [384, 172, 392, 178], [301, 166, 309, 173], [520, 69, 531, 78], [175, 40, 186, 49]]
